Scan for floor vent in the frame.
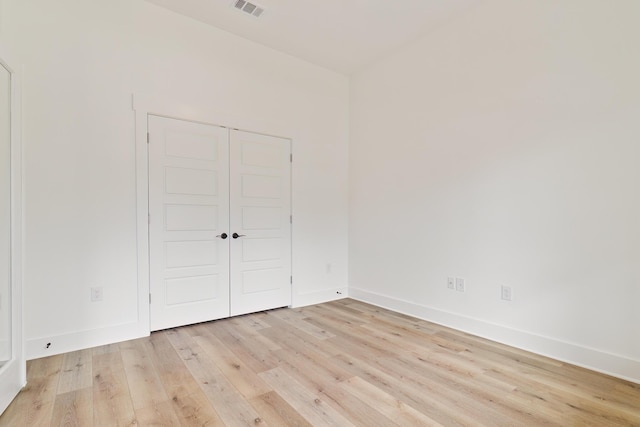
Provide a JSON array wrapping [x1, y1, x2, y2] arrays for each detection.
[[232, 0, 265, 18]]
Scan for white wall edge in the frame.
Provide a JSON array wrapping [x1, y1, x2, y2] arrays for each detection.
[[26, 322, 148, 360], [0, 43, 27, 414], [292, 287, 348, 308], [349, 287, 640, 385], [133, 97, 151, 336]]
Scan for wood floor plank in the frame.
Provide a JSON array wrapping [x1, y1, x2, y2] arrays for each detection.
[[50, 388, 93, 427], [165, 327, 267, 426], [357, 319, 468, 359], [92, 352, 137, 426], [340, 376, 444, 427], [249, 391, 313, 427], [436, 329, 564, 370], [305, 317, 398, 359], [258, 317, 343, 359], [270, 344, 355, 417], [143, 331, 225, 426], [242, 313, 274, 330], [267, 337, 352, 392], [456, 342, 640, 424], [303, 301, 449, 354], [2, 299, 639, 426], [259, 367, 356, 427], [339, 300, 447, 332], [205, 317, 281, 374], [316, 381, 400, 427], [189, 323, 272, 399], [266, 307, 336, 340], [134, 400, 182, 427], [329, 352, 484, 427], [377, 352, 549, 426], [224, 315, 283, 352], [338, 302, 451, 341], [169, 391, 224, 427], [120, 338, 169, 410], [143, 331, 202, 399], [57, 349, 93, 394], [326, 317, 531, 425], [353, 322, 537, 415]]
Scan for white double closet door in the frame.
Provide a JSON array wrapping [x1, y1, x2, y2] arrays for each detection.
[[148, 115, 291, 331]]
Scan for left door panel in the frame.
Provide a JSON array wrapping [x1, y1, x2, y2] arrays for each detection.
[[149, 116, 230, 331]]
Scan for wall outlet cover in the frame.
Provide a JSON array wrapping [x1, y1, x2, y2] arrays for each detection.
[[447, 277, 455, 289], [91, 287, 103, 302], [501, 285, 512, 301]]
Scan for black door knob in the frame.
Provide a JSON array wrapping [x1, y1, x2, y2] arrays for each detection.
[[216, 233, 228, 239], [232, 232, 246, 239]]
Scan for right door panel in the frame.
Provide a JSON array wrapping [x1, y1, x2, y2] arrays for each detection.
[[229, 130, 292, 316]]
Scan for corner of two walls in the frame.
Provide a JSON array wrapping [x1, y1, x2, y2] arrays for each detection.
[[348, 0, 640, 384]]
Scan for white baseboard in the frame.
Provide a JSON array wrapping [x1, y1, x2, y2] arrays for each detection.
[[25, 287, 348, 360], [27, 321, 148, 360], [293, 287, 348, 308], [349, 287, 640, 385]]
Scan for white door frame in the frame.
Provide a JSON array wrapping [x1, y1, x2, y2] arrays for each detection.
[[133, 96, 295, 332], [0, 43, 25, 416]]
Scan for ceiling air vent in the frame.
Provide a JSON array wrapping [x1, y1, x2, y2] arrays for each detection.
[[232, 0, 265, 18]]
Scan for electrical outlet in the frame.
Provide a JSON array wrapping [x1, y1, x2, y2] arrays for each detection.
[[447, 277, 455, 290], [455, 277, 465, 292], [501, 285, 512, 301], [91, 287, 103, 302]]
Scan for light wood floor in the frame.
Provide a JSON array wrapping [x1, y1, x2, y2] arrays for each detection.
[[1, 299, 639, 426]]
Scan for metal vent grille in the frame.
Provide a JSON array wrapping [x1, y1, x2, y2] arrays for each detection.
[[233, 0, 265, 18]]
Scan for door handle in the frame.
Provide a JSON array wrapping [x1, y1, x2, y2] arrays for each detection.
[[216, 233, 228, 239], [232, 232, 246, 239]]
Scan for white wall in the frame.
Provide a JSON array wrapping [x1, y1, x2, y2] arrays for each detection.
[[349, 0, 640, 382], [1, 0, 349, 359]]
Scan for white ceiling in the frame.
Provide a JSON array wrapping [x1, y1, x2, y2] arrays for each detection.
[[145, 0, 478, 75]]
